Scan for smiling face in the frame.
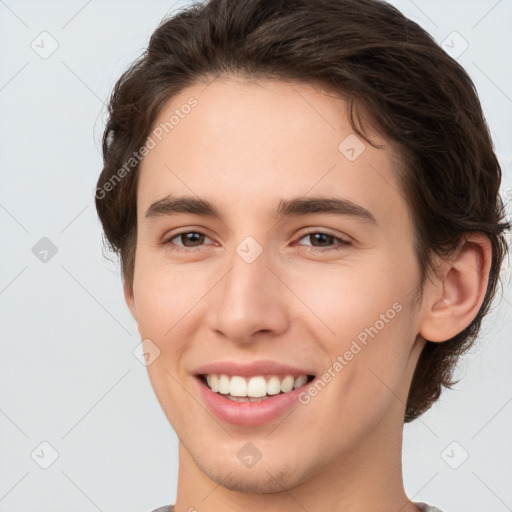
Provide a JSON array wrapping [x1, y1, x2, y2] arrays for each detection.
[[124, 76, 429, 498]]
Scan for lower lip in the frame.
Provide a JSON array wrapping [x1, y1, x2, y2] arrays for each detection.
[[195, 376, 311, 427]]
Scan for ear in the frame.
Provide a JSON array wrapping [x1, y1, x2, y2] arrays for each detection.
[[418, 233, 492, 342], [123, 279, 138, 322]]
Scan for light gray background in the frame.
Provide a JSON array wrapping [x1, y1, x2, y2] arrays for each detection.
[[0, 1, 511, 511]]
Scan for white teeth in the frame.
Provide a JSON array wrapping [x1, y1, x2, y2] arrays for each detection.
[[293, 375, 308, 389], [218, 374, 230, 394], [229, 376, 247, 397], [227, 395, 272, 402], [247, 376, 267, 397], [210, 374, 220, 392], [203, 373, 311, 397], [280, 375, 295, 393], [266, 376, 282, 395]]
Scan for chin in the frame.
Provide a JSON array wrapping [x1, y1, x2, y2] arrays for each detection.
[[195, 453, 307, 494], [208, 467, 299, 494]]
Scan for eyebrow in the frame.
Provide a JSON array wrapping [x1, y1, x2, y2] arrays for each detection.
[[145, 194, 377, 225]]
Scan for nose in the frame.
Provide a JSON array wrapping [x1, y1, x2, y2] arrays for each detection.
[[205, 242, 290, 344]]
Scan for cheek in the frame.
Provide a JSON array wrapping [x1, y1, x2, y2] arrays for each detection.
[[290, 256, 415, 378], [132, 259, 195, 346], [288, 257, 404, 333]]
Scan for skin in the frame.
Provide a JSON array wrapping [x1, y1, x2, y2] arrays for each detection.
[[124, 76, 491, 512]]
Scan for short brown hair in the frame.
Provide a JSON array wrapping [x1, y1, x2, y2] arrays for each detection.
[[95, 0, 510, 422]]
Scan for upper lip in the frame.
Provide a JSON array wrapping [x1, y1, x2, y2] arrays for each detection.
[[194, 360, 316, 378]]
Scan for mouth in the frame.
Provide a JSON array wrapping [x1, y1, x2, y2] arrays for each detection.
[[196, 373, 316, 402], [192, 360, 318, 425]]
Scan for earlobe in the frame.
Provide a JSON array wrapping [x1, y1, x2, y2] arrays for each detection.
[[418, 233, 492, 343], [123, 280, 138, 322]]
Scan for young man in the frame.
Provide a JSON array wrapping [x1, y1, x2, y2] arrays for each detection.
[[95, 0, 510, 511]]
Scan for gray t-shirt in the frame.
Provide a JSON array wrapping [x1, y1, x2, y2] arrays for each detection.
[[150, 502, 444, 511]]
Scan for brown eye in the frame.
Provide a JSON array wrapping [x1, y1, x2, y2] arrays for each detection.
[[163, 231, 213, 251], [176, 232, 205, 247], [296, 231, 351, 251]]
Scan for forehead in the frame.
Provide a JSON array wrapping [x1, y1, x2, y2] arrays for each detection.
[[137, 77, 409, 227]]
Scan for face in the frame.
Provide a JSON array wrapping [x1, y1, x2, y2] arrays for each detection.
[[125, 77, 428, 493]]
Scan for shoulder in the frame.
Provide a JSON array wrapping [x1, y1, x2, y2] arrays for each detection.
[[414, 502, 445, 512], [153, 505, 444, 512]]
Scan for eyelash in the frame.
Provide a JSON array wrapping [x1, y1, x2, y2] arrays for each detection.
[[161, 230, 352, 253]]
